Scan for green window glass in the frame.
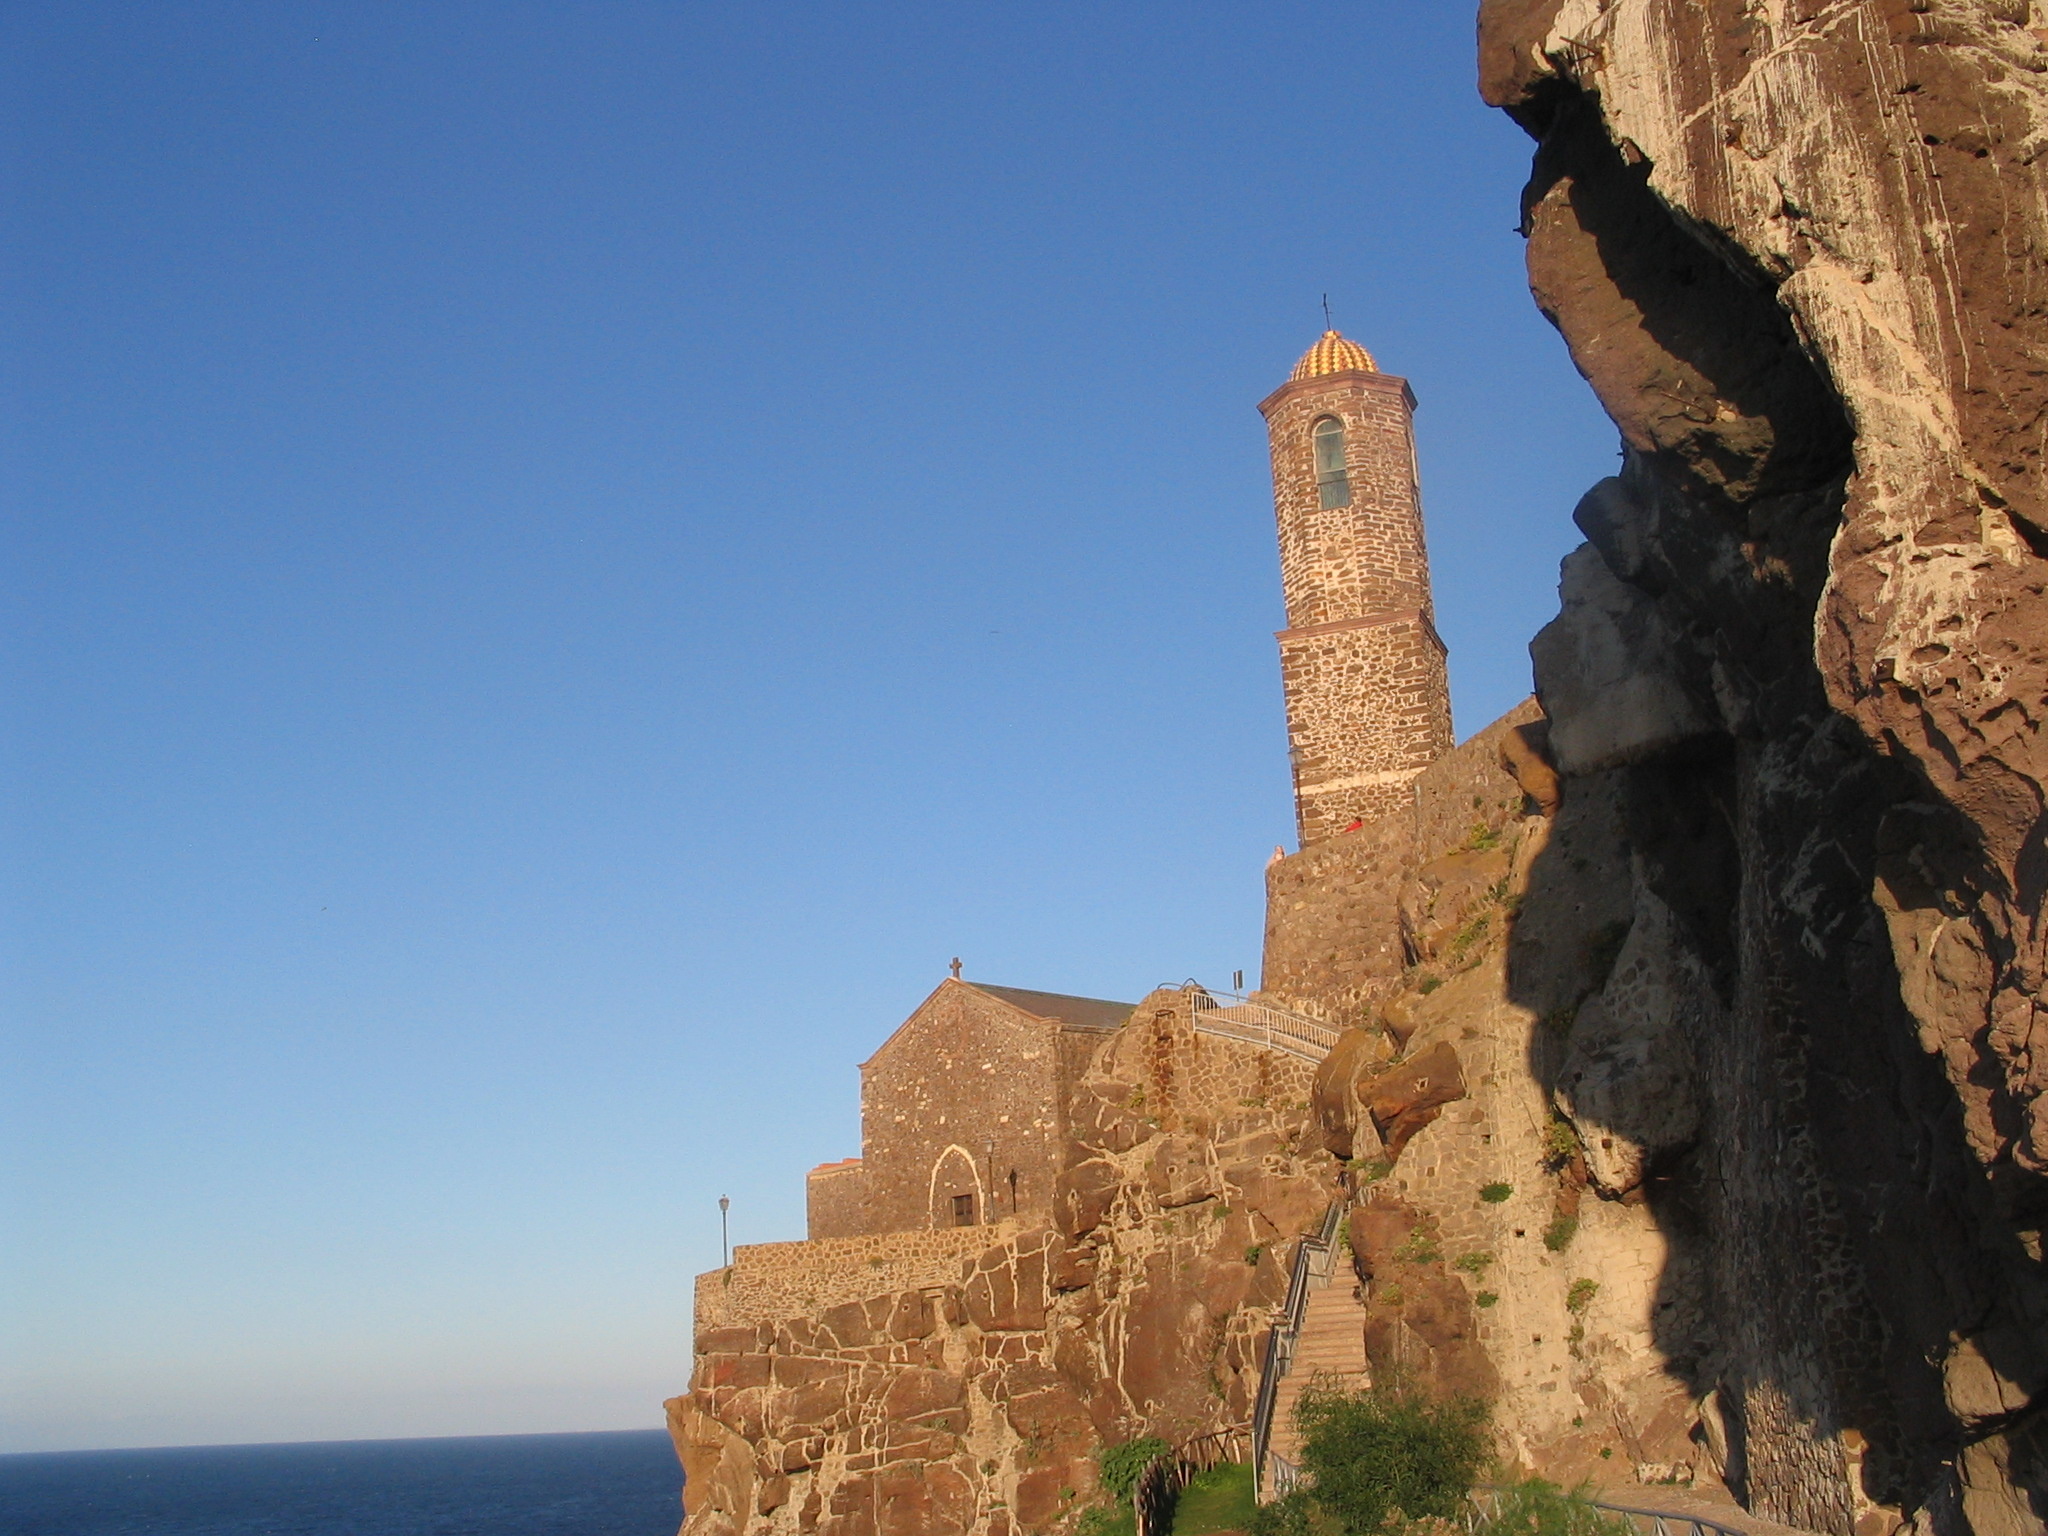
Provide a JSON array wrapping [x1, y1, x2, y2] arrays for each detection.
[[1313, 417, 1350, 509]]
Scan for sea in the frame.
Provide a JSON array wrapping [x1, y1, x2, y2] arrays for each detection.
[[0, 1428, 684, 1536]]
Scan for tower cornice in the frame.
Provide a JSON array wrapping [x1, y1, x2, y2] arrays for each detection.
[[1258, 368, 1417, 419], [1276, 607, 1447, 658]]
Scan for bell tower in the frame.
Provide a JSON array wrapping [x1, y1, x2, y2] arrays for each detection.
[[1260, 331, 1452, 845]]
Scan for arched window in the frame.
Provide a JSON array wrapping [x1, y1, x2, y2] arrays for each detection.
[[928, 1146, 983, 1230], [1312, 417, 1351, 509]]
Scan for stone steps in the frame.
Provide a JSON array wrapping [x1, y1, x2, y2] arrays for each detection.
[[1267, 1282, 1370, 1467]]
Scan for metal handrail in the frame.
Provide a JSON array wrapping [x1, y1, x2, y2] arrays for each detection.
[[1164, 983, 1343, 1064], [1250, 1201, 1345, 1501], [1466, 1486, 1750, 1536], [1267, 1454, 1302, 1499]]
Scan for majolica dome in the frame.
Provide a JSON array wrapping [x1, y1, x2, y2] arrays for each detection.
[[1290, 329, 1377, 380]]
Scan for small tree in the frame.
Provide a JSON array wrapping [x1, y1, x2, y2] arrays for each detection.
[[1255, 1380, 1489, 1535]]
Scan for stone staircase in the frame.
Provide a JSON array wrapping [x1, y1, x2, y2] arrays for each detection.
[[1265, 1281, 1371, 1468]]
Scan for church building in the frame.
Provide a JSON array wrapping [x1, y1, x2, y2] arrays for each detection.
[[798, 328, 1449, 1242]]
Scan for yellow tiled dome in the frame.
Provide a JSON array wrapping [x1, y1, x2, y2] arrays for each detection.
[[1290, 329, 1377, 380]]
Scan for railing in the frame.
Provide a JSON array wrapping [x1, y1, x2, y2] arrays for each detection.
[[1250, 1201, 1345, 1502], [1466, 1487, 1750, 1536], [1131, 1426, 1253, 1536], [1176, 1425, 1250, 1472], [1165, 982, 1343, 1064]]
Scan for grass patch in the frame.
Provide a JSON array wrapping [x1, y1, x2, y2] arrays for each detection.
[[1543, 1215, 1579, 1253], [1464, 821, 1502, 852], [1478, 1182, 1513, 1204], [1449, 911, 1493, 962], [1171, 1461, 1255, 1536], [1076, 1508, 1135, 1536]]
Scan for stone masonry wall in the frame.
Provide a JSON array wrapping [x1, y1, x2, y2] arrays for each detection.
[[807, 1163, 868, 1242], [696, 1225, 1014, 1335], [1261, 367, 1453, 847], [859, 984, 1067, 1235], [1262, 373, 1433, 632], [1277, 616, 1455, 842]]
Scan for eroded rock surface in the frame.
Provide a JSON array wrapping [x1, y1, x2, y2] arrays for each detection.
[[1479, 4, 2048, 1530]]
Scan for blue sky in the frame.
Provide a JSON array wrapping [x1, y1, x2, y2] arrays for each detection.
[[0, 4, 1615, 1452]]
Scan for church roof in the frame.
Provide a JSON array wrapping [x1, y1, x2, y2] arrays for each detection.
[[967, 983, 1136, 1032], [1290, 329, 1377, 380]]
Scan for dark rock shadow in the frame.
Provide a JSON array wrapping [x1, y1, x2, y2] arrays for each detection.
[[1499, 85, 2048, 1536]]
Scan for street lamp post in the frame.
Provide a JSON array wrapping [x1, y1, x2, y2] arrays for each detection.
[[719, 1195, 731, 1268]]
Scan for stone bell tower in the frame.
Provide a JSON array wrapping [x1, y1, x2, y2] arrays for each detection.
[[1260, 331, 1453, 845]]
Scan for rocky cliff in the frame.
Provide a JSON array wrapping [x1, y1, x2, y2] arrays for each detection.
[[1459, 3, 2048, 1530]]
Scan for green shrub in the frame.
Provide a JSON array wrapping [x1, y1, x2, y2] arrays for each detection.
[[1245, 1244, 1266, 1267], [1566, 1279, 1599, 1314], [1475, 1291, 1499, 1308], [1540, 1117, 1580, 1168], [1348, 1156, 1395, 1182], [1543, 1216, 1578, 1253], [1417, 975, 1443, 995], [1096, 1437, 1171, 1503], [1393, 1229, 1440, 1265], [1254, 1380, 1489, 1536], [1478, 1183, 1513, 1204], [1452, 1252, 1494, 1276], [1248, 1489, 1323, 1536]]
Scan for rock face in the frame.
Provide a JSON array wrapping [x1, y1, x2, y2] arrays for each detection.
[[1478, 5, 2048, 1531], [1301, 723, 1713, 1501]]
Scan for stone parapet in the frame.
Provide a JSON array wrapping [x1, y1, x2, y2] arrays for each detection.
[[694, 1222, 1018, 1335]]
